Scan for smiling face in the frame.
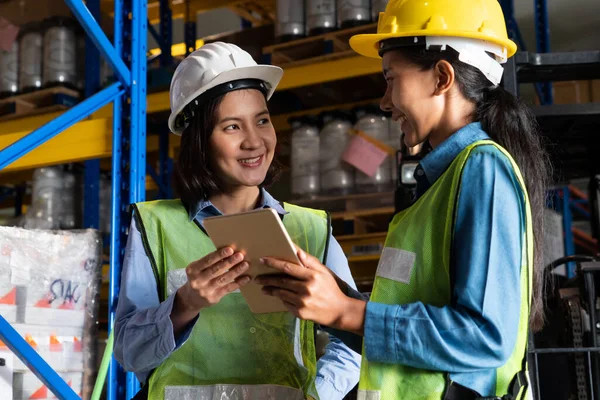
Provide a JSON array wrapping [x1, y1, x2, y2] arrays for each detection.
[[380, 51, 445, 148], [209, 89, 276, 190]]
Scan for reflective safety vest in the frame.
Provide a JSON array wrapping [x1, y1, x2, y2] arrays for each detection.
[[358, 141, 533, 400], [133, 200, 329, 400]]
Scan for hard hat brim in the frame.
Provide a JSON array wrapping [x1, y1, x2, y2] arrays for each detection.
[[168, 64, 283, 135], [350, 30, 517, 59]]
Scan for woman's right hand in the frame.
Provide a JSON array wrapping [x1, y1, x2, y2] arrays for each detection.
[[171, 247, 250, 331]]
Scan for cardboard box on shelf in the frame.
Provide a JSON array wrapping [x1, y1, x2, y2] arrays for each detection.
[[552, 80, 592, 104], [591, 80, 600, 102]]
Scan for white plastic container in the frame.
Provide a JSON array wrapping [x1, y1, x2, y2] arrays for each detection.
[[319, 111, 354, 194], [306, 0, 336, 35], [353, 106, 392, 190], [0, 41, 18, 97], [276, 0, 305, 41], [338, 0, 370, 28], [290, 116, 321, 197]]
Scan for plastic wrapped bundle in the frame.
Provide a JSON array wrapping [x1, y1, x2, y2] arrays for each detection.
[[0, 227, 102, 399]]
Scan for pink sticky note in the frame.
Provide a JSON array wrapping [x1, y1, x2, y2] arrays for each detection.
[[342, 134, 388, 177], [0, 18, 19, 52]]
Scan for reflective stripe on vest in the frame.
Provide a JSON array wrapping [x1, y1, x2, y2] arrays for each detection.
[[358, 141, 533, 399], [164, 384, 305, 400], [133, 200, 329, 400]]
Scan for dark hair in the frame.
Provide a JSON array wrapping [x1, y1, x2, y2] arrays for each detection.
[[174, 91, 281, 205], [391, 46, 552, 332]]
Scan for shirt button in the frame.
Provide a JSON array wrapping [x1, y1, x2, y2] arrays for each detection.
[[416, 169, 424, 176]]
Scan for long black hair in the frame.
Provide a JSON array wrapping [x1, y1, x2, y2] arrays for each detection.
[[391, 46, 551, 332], [174, 91, 281, 205]]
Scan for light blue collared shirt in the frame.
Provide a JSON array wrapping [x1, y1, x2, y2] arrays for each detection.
[[114, 188, 361, 399], [363, 122, 527, 396]]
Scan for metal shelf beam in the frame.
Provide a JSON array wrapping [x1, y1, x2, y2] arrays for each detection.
[[0, 83, 123, 171], [66, 0, 131, 85], [515, 51, 600, 82], [0, 0, 146, 399]]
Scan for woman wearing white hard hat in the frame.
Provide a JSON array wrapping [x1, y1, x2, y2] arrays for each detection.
[[256, 0, 551, 399], [113, 42, 361, 399]]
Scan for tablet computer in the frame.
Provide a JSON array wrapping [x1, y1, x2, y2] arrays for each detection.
[[203, 208, 300, 314]]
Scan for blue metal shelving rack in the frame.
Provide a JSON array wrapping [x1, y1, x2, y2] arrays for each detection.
[[0, 0, 147, 399], [500, 0, 554, 105]]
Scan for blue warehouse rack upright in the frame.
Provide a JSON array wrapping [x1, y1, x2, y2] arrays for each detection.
[[0, 0, 147, 399]]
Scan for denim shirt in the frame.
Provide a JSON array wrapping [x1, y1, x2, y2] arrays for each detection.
[[363, 122, 527, 396], [113, 188, 361, 399]]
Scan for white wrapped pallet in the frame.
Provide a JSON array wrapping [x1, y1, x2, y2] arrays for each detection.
[[13, 371, 83, 400], [6, 324, 84, 373], [0, 263, 18, 323], [0, 227, 101, 400]]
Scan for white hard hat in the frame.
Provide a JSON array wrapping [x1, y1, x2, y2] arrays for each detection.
[[168, 41, 283, 134]]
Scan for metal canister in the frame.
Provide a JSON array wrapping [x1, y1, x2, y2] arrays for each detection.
[[276, 0, 305, 42], [76, 30, 85, 91], [306, 0, 336, 36], [354, 106, 392, 190], [42, 17, 77, 88], [18, 23, 43, 93], [290, 116, 320, 197], [371, 0, 388, 21], [23, 166, 64, 230], [61, 167, 77, 229], [338, 0, 371, 29], [0, 41, 19, 98], [319, 110, 354, 194], [388, 114, 403, 149]]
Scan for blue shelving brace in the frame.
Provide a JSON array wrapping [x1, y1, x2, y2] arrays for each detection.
[[500, 0, 554, 105], [0, 0, 147, 399]]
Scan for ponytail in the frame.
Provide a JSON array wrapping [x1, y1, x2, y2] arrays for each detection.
[[393, 46, 552, 332], [477, 86, 552, 332]]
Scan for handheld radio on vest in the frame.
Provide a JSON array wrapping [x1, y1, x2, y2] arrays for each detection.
[[394, 142, 428, 213]]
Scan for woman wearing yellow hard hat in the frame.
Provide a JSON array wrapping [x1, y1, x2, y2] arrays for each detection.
[[256, 0, 550, 399]]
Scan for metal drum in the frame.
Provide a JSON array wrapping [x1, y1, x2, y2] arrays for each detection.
[[23, 166, 64, 230], [319, 111, 354, 194], [371, 0, 388, 21], [0, 41, 19, 98], [354, 106, 392, 190], [18, 23, 43, 93], [338, 0, 371, 29], [290, 116, 320, 197], [43, 17, 77, 88], [61, 167, 77, 229], [76, 30, 85, 91], [306, 0, 336, 36], [388, 113, 403, 149], [276, 0, 305, 42]]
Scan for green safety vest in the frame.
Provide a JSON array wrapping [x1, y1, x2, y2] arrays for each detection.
[[358, 141, 533, 400], [133, 199, 330, 400]]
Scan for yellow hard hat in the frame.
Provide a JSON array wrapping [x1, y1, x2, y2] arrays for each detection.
[[349, 0, 517, 59]]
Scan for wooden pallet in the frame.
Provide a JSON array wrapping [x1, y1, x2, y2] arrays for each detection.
[[263, 22, 377, 69], [228, 0, 275, 26], [0, 86, 80, 122], [294, 190, 395, 235]]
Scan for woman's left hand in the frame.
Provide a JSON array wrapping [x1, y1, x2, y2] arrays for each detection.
[[256, 246, 366, 334]]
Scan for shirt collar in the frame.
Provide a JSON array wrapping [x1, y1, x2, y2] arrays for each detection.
[[414, 122, 489, 196], [187, 187, 288, 223]]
